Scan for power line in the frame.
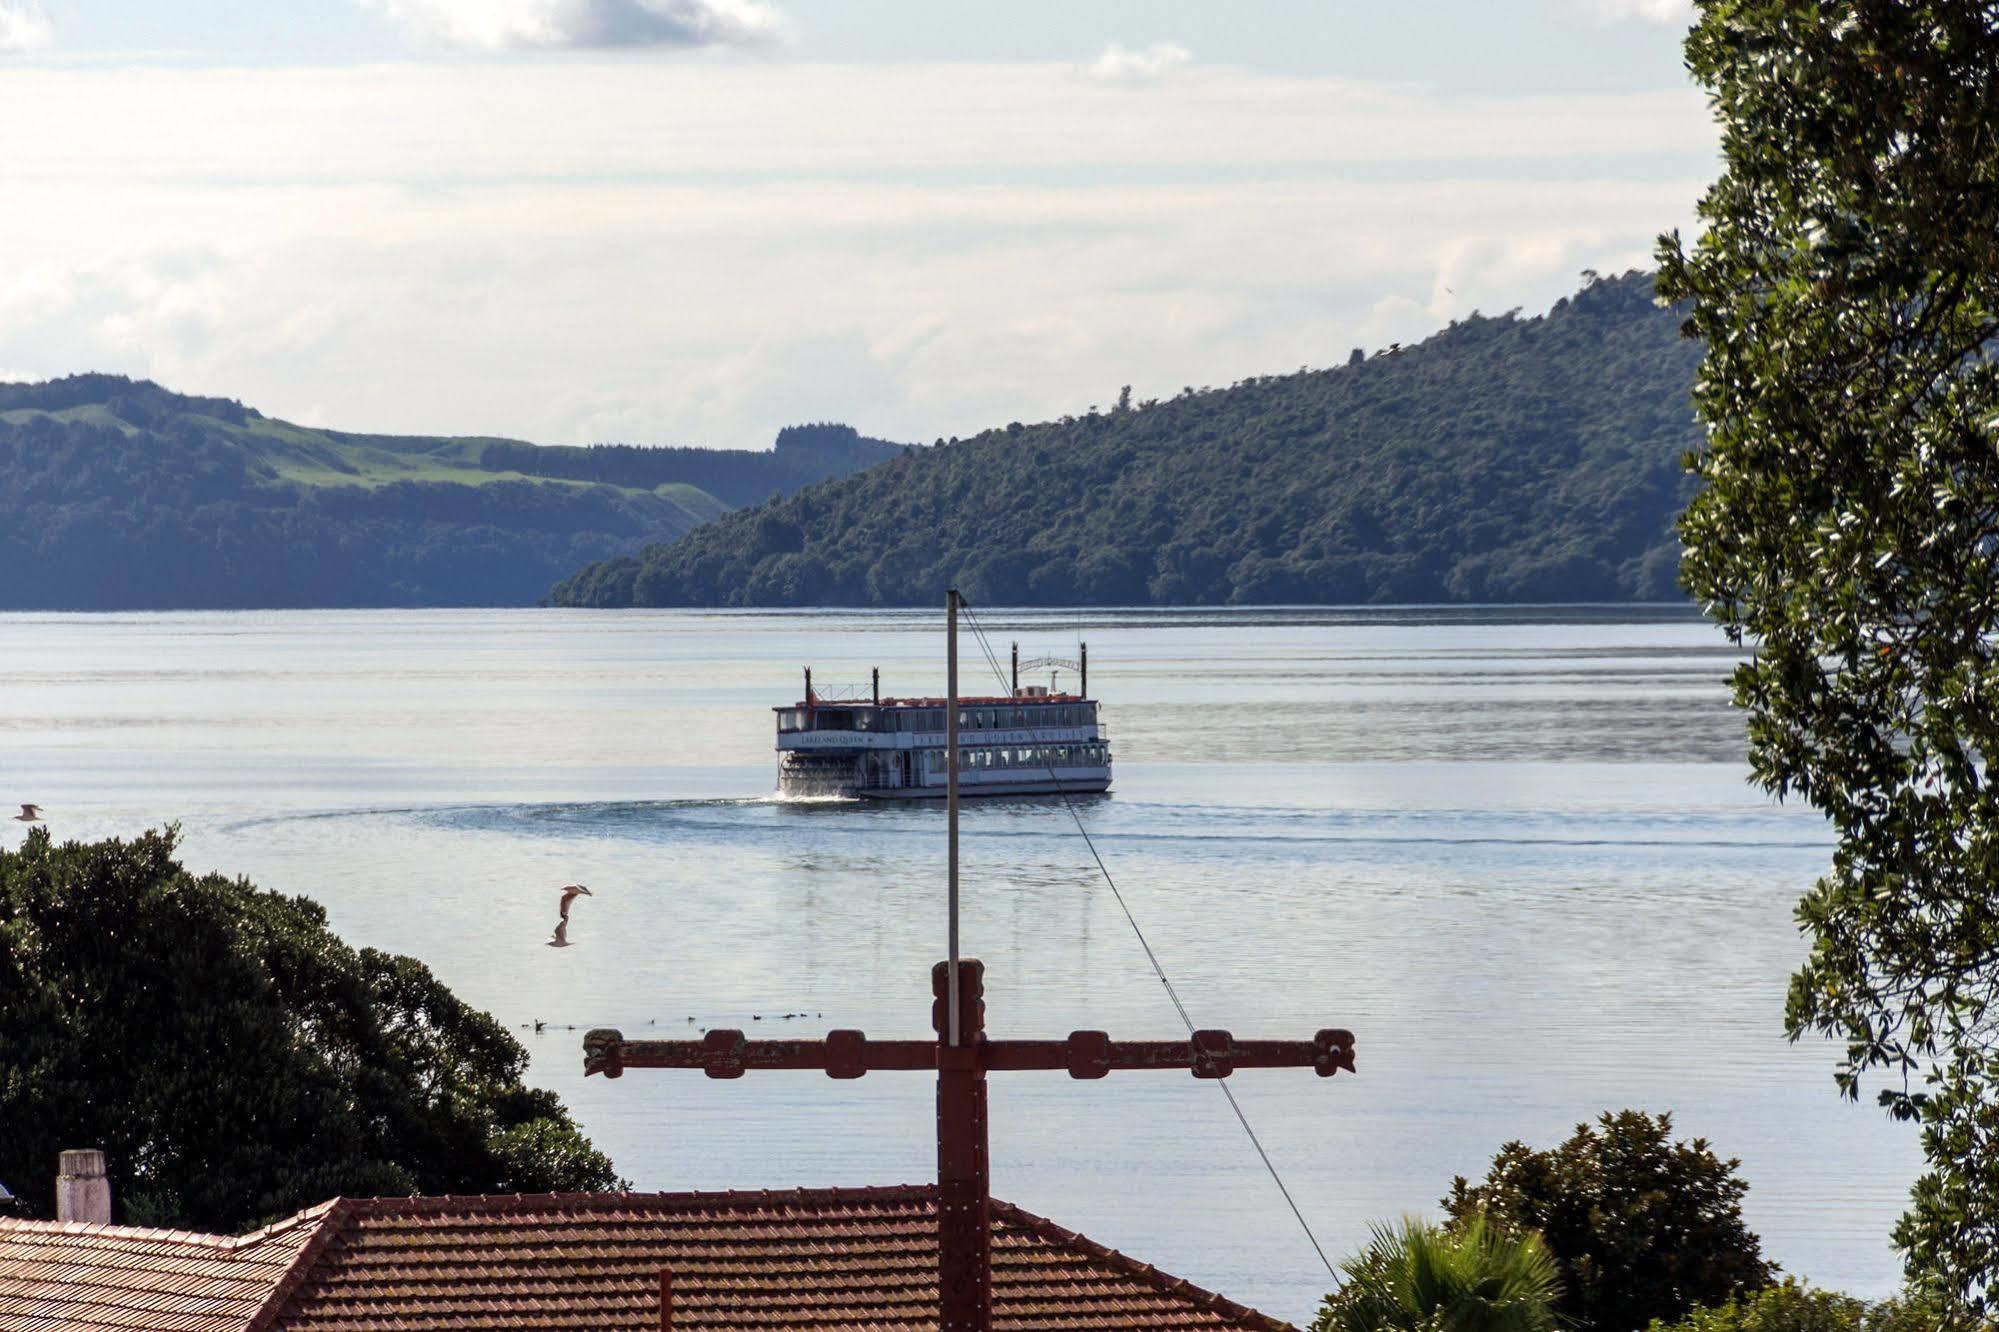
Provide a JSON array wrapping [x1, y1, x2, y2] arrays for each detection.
[[956, 601, 1337, 1280]]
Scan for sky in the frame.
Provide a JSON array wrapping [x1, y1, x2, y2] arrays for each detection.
[[0, 0, 1716, 448]]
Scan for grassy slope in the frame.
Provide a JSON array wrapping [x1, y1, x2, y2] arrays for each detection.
[[0, 381, 750, 607], [0, 400, 733, 523]]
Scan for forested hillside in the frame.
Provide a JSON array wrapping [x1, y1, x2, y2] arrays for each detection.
[[550, 272, 1702, 609], [0, 377, 904, 608]]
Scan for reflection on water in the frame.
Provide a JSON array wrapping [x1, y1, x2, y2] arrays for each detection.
[[0, 605, 1918, 1323]]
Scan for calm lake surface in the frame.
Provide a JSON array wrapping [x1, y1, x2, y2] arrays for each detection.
[[0, 606, 1922, 1322]]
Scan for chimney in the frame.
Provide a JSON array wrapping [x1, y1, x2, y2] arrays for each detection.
[[56, 1150, 111, 1225]]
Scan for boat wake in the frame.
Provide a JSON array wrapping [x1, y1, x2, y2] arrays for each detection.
[[221, 795, 1827, 855]]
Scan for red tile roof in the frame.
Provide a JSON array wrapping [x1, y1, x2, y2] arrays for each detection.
[[0, 1187, 1296, 1332], [0, 1203, 336, 1332]]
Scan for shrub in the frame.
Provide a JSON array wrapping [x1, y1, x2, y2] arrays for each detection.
[[1444, 1110, 1774, 1331], [1311, 1213, 1562, 1332]]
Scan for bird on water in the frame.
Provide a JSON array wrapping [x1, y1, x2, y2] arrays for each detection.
[[14, 805, 42, 823]]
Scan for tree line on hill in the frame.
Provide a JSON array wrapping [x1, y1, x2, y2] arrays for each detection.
[[0, 409, 712, 608], [481, 423, 907, 507], [550, 272, 1702, 610], [0, 377, 904, 609]]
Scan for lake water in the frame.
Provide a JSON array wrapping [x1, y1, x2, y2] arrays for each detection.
[[0, 606, 1923, 1323]]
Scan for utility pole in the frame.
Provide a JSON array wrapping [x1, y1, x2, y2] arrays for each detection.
[[585, 588, 1356, 1332]]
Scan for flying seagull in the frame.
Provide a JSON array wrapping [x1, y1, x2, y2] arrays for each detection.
[[546, 883, 592, 948], [14, 805, 41, 823]]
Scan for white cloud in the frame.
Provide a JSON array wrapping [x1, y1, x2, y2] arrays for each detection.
[[0, 4, 51, 53], [1088, 42, 1191, 82], [358, 0, 788, 51], [1568, 0, 1694, 25], [0, 60, 1712, 448]]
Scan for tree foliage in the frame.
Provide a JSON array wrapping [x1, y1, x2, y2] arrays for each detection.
[[481, 422, 907, 508], [1443, 1111, 1773, 1332], [1311, 1214, 1563, 1332], [0, 376, 901, 608], [1644, 1280, 1970, 1332], [551, 272, 1703, 608], [0, 827, 619, 1232], [1657, 1, 1999, 1314]]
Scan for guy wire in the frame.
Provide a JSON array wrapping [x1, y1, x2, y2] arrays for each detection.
[[957, 600, 1337, 1280]]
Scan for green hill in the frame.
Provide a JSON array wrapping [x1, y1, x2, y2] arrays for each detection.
[[0, 377, 906, 608], [549, 272, 1700, 609]]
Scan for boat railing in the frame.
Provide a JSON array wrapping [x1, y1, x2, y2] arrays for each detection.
[[805, 682, 875, 702]]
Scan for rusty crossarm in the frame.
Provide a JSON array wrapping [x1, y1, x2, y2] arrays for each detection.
[[584, 1027, 1355, 1081]]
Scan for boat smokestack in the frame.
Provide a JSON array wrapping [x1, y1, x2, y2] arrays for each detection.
[[1010, 642, 1018, 697], [872, 667, 880, 705], [56, 1149, 111, 1225], [804, 667, 813, 705], [1080, 643, 1088, 699]]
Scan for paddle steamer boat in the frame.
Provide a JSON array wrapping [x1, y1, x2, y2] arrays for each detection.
[[775, 646, 1111, 799]]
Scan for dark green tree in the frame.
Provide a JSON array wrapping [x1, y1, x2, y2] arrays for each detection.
[[1657, 1, 1999, 1315], [0, 827, 619, 1232], [1443, 1111, 1773, 1332], [550, 273, 1703, 610], [1312, 1214, 1563, 1332]]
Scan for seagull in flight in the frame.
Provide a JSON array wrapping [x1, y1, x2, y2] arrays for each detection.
[[14, 805, 42, 823], [546, 883, 592, 948]]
